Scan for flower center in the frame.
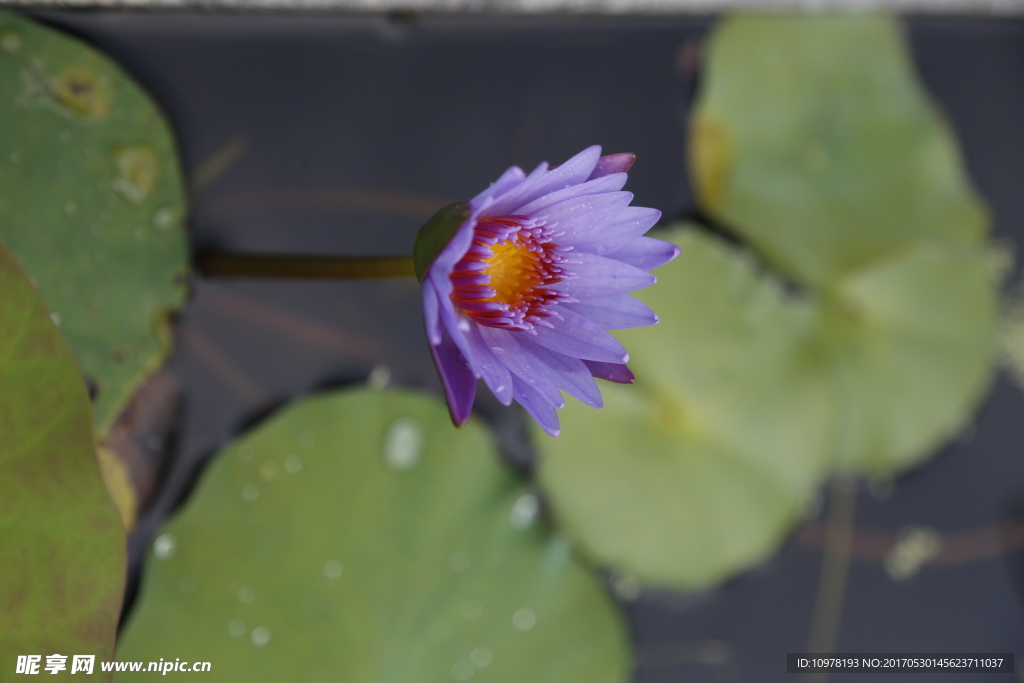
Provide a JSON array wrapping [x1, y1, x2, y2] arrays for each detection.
[[449, 216, 575, 331]]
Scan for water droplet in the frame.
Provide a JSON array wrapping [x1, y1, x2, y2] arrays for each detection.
[[448, 551, 470, 572], [241, 484, 258, 502], [383, 417, 423, 471], [884, 526, 943, 581], [612, 573, 641, 601], [461, 600, 483, 620], [297, 430, 316, 449], [258, 460, 280, 482], [0, 30, 22, 53], [111, 144, 159, 204], [284, 455, 302, 474], [452, 661, 474, 681], [469, 647, 492, 669], [323, 560, 343, 579], [367, 363, 391, 391], [63, 201, 77, 216], [250, 626, 270, 647], [237, 586, 255, 603], [49, 312, 61, 326], [153, 533, 176, 560], [512, 608, 535, 632], [509, 493, 539, 530], [228, 620, 245, 638], [179, 578, 196, 594], [238, 445, 255, 461], [152, 207, 175, 230]]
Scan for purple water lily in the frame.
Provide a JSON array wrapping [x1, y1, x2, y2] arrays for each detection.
[[419, 146, 679, 436]]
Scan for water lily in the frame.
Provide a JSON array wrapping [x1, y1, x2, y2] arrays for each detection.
[[415, 146, 679, 436]]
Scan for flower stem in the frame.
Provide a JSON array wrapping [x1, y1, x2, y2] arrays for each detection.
[[198, 253, 416, 280]]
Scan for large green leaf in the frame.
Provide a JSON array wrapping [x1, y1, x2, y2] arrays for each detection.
[[0, 242, 125, 679], [536, 15, 996, 589], [118, 389, 629, 682], [0, 11, 188, 437], [689, 14, 995, 474]]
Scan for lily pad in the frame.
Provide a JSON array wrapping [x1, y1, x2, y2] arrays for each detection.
[[689, 14, 986, 287], [690, 14, 995, 473], [118, 389, 629, 682], [0, 242, 125, 678], [536, 15, 996, 589], [0, 10, 188, 437]]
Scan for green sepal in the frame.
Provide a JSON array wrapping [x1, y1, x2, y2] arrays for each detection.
[[413, 201, 472, 282]]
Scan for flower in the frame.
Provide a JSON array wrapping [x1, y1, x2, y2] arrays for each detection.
[[416, 146, 679, 436]]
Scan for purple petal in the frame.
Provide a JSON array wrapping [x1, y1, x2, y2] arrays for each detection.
[[483, 161, 551, 217], [520, 340, 604, 408], [463, 324, 514, 405], [607, 236, 681, 271], [513, 173, 628, 217], [555, 252, 656, 299], [588, 153, 635, 180], [559, 206, 661, 253], [429, 324, 477, 425], [530, 307, 628, 363], [479, 326, 565, 409], [512, 375, 561, 437], [423, 278, 442, 345], [427, 216, 478, 291], [439, 300, 513, 405], [536, 192, 634, 243], [583, 360, 635, 384], [490, 146, 602, 215], [470, 165, 527, 207], [564, 294, 658, 330]]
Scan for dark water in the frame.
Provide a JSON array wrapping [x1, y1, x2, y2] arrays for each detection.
[[26, 11, 1024, 681]]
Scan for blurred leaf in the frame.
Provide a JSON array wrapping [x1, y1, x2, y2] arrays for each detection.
[[539, 228, 832, 589], [691, 14, 995, 473], [118, 389, 629, 682], [818, 243, 994, 472], [0, 10, 188, 438], [536, 15, 996, 589], [689, 15, 985, 287], [0, 242, 125, 679]]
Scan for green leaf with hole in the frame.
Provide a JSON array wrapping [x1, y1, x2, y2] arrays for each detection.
[[0, 242, 125, 679], [0, 11, 188, 438], [536, 15, 996, 590], [118, 389, 629, 682]]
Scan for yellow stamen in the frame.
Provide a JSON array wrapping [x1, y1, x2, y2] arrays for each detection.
[[483, 240, 545, 309]]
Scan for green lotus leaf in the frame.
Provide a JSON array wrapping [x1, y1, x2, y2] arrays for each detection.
[[689, 14, 986, 287], [0, 242, 125, 680], [537, 15, 996, 589], [0, 10, 188, 437], [118, 389, 629, 682]]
